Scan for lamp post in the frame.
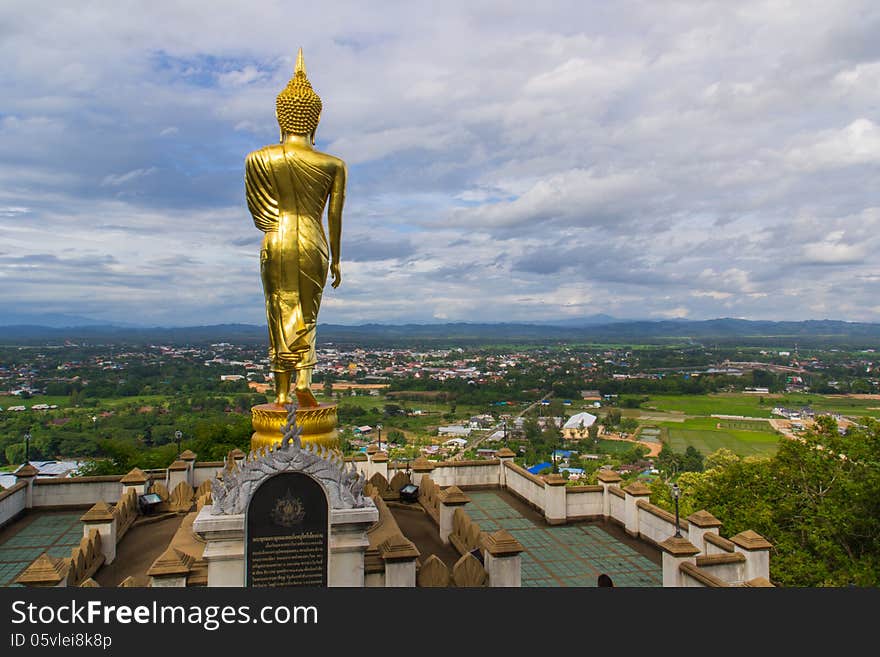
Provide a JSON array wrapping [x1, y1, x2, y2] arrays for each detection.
[[671, 483, 682, 538], [376, 424, 383, 451], [175, 430, 182, 459], [24, 430, 31, 464]]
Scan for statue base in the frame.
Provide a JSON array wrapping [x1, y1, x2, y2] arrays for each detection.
[[251, 403, 339, 451]]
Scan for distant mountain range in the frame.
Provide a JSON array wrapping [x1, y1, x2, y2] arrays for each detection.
[[0, 312, 141, 328], [1, 317, 880, 346], [0, 312, 624, 330]]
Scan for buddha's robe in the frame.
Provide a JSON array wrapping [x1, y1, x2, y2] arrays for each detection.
[[245, 144, 334, 373]]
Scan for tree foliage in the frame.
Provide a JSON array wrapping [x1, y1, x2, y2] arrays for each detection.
[[651, 419, 880, 586]]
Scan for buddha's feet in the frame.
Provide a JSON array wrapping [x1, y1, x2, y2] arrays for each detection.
[[295, 386, 319, 408]]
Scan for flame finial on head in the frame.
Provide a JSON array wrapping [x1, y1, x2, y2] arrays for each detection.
[[276, 47, 322, 137], [295, 47, 306, 77]]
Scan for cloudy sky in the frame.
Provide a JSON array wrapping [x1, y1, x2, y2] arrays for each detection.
[[2, 1, 879, 326]]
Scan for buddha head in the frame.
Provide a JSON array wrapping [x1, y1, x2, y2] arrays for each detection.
[[276, 48, 322, 144]]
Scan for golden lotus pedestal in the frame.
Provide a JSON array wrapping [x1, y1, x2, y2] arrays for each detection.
[[251, 403, 339, 451]]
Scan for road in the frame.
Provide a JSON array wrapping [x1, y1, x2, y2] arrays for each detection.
[[448, 391, 554, 461]]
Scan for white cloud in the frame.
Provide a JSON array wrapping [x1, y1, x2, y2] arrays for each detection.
[[1, 0, 879, 325], [651, 307, 690, 319], [0, 206, 30, 216], [100, 167, 158, 187], [802, 239, 867, 265], [692, 291, 733, 300], [785, 119, 880, 171], [449, 169, 656, 229]]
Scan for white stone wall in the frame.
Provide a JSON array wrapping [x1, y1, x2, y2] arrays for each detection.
[[736, 547, 770, 581], [609, 493, 625, 523], [699, 561, 744, 584], [428, 464, 500, 488], [565, 489, 603, 518], [504, 466, 544, 508], [0, 483, 27, 529], [32, 480, 121, 507], [680, 570, 708, 587], [637, 507, 677, 545], [193, 465, 223, 487], [705, 539, 734, 556]]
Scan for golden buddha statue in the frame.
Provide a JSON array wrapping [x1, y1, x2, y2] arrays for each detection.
[[245, 48, 346, 409]]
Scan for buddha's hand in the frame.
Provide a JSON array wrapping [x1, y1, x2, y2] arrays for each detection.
[[331, 261, 342, 288]]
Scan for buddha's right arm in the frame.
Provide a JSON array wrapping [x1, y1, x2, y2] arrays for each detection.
[[245, 152, 279, 232]]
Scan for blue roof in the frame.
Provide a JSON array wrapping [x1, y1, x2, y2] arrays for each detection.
[[527, 462, 553, 474], [552, 450, 573, 458], [561, 467, 584, 474]]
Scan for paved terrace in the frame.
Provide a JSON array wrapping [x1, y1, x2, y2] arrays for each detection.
[[0, 511, 83, 586], [465, 489, 661, 587], [1, 492, 661, 588], [0, 509, 185, 588]]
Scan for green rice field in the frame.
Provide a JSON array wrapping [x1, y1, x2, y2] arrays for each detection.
[[716, 419, 776, 432], [641, 394, 774, 417], [660, 417, 780, 457], [641, 393, 880, 420]]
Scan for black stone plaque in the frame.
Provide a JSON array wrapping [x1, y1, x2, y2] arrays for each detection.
[[246, 472, 329, 587]]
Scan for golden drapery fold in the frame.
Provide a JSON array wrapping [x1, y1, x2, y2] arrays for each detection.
[[245, 144, 333, 372]]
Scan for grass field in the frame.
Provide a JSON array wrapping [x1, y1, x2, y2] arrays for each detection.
[[641, 393, 880, 419], [716, 419, 776, 432], [595, 439, 640, 455], [642, 394, 774, 417], [660, 417, 779, 457]]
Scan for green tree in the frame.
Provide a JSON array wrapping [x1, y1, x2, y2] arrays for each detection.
[[619, 417, 638, 434], [384, 404, 403, 417], [651, 419, 880, 586], [682, 446, 704, 472], [546, 399, 565, 417], [603, 409, 621, 427], [522, 417, 542, 444], [850, 379, 872, 394], [5, 444, 26, 465], [656, 443, 682, 476], [814, 414, 838, 436], [622, 444, 649, 463], [704, 448, 739, 471]]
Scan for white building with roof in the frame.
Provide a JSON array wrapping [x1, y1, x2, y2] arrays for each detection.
[[438, 425, 471, 437], [562, 412, 598, 440], [26, 460, 82, 478]]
